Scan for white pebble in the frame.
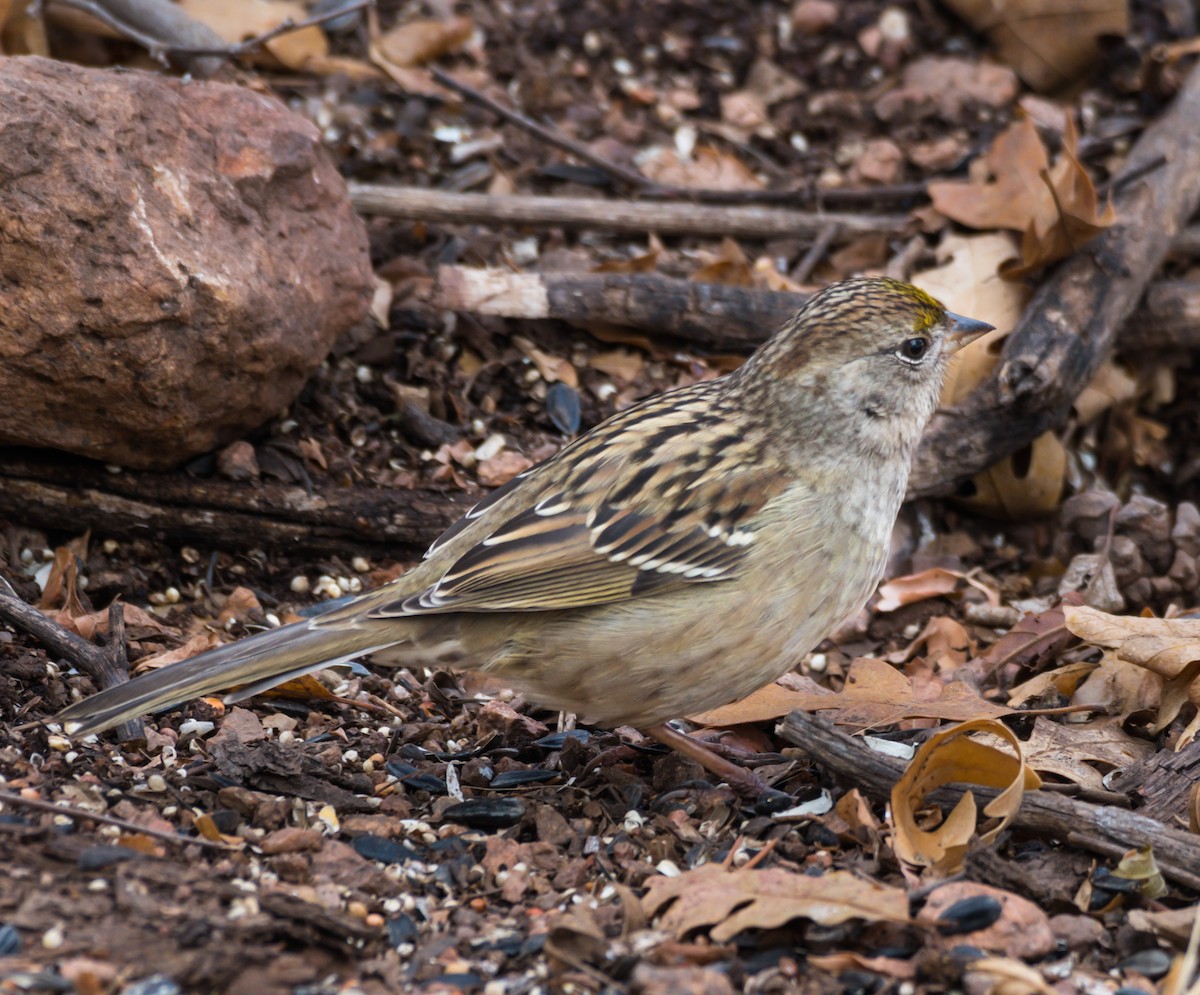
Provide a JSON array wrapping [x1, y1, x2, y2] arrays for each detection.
[[352, 556, 370, 574], [290, 575, 310, 594]]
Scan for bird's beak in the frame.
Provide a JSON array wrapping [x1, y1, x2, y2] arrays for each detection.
[[944, 312, 995, 351]]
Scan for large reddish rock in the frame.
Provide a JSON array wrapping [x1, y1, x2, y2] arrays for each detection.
[[0, 57, 373, 468]]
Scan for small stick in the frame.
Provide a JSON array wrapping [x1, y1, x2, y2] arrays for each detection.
[[791, 222, 841, 283], [0, 591, 143, 740], [0, 789, 238, 851], [429, 66, 928, 208], [430, 67, 654, 194]]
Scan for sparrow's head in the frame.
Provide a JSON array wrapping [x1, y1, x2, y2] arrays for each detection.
[[738, 276, 992, 451]]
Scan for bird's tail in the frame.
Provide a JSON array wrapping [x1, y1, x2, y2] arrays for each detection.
[[56, 619, 400, 738]]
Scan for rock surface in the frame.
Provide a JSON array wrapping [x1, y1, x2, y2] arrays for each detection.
[[0, 57, 373, 468]]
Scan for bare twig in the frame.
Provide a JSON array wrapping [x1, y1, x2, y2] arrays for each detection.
[[349, 184, 909, 240], [0, 789, 238, 851], [429, 66, 927, 209], [429, 67, 653, 193], [791, 222, 841, 283], [0, 590, 143, 740]]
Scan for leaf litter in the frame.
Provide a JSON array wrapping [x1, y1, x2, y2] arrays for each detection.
[[0, 0, 1199, 991]]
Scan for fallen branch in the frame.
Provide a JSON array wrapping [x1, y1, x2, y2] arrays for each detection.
[[0, 453, 465, 557], [429, 266, 1200, 354], [349, 182, 1200, 255], [349, 184, 910, 241], [908, 62, 1200, 497], [777, 709, 1200, 891]]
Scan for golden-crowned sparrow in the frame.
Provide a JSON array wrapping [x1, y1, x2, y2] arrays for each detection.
[[57, 277, 991, 795]]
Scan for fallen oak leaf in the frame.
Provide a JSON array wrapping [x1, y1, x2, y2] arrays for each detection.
[[978, 715, 1152, 791], [1001, 117, 1116, 279], [693, 658, 1013, 730], [1064, 605, 1200, 742], [891, 718, 1041, 875], [642, 864, 909, 942]]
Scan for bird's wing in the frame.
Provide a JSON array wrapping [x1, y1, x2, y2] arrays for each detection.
[[361, 393, 788, 616]]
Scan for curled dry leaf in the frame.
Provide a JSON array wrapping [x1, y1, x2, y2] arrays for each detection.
[[979, 716, 1152, 792], [642, 864, 909, 942], [941, 0, 1127, 93], [876, 567, 961, 612], [891, 718, 1042, 874], [982, 601, 1075, 679]]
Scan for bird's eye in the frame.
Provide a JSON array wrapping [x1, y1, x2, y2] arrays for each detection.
[[897, 337, 929, 362]]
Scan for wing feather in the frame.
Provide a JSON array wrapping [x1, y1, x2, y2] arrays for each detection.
[[369, 386, 789, 617]]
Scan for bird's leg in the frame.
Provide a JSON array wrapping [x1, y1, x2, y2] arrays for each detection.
[[644, 722, 780, 799]]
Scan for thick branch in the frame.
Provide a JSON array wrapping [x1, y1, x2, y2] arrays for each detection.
[[432, 266, 1200, 354], [908, 63, 1200, 496], [0, 453, 465, 557]]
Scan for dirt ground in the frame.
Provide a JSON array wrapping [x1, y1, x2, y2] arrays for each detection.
[[3, 0, 1200, 993]]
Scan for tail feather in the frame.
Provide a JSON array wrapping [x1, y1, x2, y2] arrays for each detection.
[[56, 620, 398, 737]]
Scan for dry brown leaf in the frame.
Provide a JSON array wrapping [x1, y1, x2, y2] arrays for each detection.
[[376, 16, 473, 68], [178, 0, 328, 70], [269, 672, 338, 701], [1007, 661, 1099, 707], [914, 233, 1065, 518], [587, 349, 644, 382], [477, 450, 534, 487], [876, 567, 961, 612], [642, 864, 909, 941], [132, 632, 223, 675], [692, 657, 1013, 730], [962, 433, 1067, 519], [981, 602, 1075, 679], [688, 681, 816, 726], [1064, 606, 1200, 681], [929, 118, 1050, 232], [1001, 118, 1116, 278], [905, 615, 972, 675], [592, 238, 662, 274], [639, 146, 763, 191], [891, 718, 1041, 874], [217, 587, 264, 628], [963, 955, 1057, 995], [942, 0, 1127, 93], [980, 716, 1152, 791], [513, 336, 578, 387], [1065, 605, 1200, 739], [1, 0, 48, 55], [874, 56, 1019, 121], [1074, 360, 1139, 425], [807, 952, 916, 980], [690, 238, 754, 286], [929, 117, 1114, 279]]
